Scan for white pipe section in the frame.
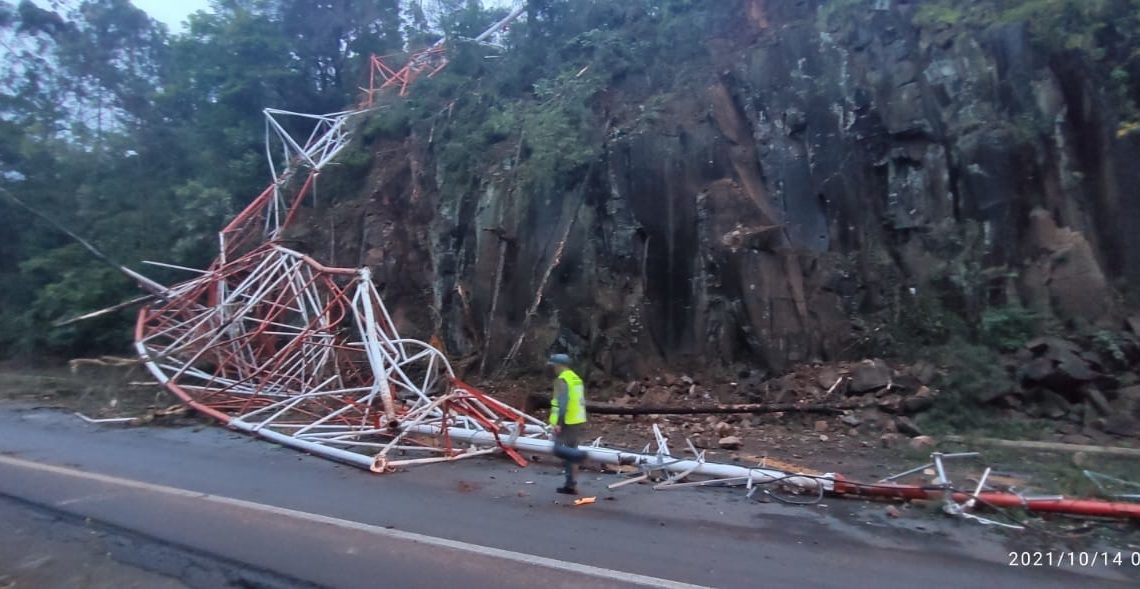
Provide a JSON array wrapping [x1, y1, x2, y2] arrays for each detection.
[[403, 424, 833, 491], [474, 4, 526, 42], [145, 334, 836, 490], [231, 418, 376, 470], [217, 404, 835, 491]]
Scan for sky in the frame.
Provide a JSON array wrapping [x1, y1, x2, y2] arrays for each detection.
[[132, 0, 209, 31]]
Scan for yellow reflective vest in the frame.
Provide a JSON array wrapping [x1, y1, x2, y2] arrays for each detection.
[[550, 369, 587, 426]]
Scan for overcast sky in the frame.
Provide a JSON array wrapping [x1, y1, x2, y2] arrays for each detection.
[[131, 0, 518, 32], [132, 0, 208, 31]]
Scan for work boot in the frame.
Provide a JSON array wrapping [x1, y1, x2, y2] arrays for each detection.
[[556, 485, 578, 495]]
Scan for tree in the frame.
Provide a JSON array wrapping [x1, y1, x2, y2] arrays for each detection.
[[279, 0, 403, 107], [0, 0, 420, 357]]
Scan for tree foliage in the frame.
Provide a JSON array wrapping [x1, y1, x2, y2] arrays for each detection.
[[0, 0, 741, 359], [914, 0, 1140, 129], [4, 0, 1136, 362], [0, 0, 402, 357]]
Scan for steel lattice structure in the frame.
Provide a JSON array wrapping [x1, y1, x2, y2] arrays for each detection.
[[128, 12, 835, 485], [130, 4, 578, 474], [135, 103, 552, 472], [120, 5, 1140, 523], [121, 1, 847, 497]]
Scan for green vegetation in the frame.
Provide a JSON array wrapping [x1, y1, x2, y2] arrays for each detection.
[[354, 0, 738, 215], [979, 305, 1039, 352], [0, 0, 404, 356], [517, 68, 604, 188], [2, 0, 1136, 377], [930, 338, 1014, 406], [899, 301, 1037, 431], [914, 5, 965, 27], [819, 0, 869, 24], [895, 291, 972, 350], [937, 341, 1011, 404], [0, 0, 744, 359], [976, 447, 1138, 498], [913, 0, 1140, 131], [1086, 327, 1138, 366]]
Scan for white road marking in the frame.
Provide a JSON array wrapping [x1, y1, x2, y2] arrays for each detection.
[[0, 455, 709, 589], [56, 492, 119, 506]]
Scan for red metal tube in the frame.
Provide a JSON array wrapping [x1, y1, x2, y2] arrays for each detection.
[[134, 307, 233, 425], [970, 493, 1140, 519], [831, 476, 1140, 519]]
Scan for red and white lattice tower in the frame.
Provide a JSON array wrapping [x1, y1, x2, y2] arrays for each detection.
[[133, 103, 553, 471], [117, 2, 1140, 525], [132, 3, 556, 473], [129, 2, 835, 492]]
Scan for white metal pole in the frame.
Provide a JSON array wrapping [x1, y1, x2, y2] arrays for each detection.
[[402, 424, 832, 491]]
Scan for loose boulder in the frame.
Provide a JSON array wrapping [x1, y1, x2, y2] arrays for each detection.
[[894, 416, 923, 437], [718, 436, 743, 450], [1020, 337, 1099, 398], [849, 359, 892, 395]]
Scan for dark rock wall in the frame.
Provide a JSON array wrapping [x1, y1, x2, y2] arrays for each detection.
[[303, 0, 1140, 379]]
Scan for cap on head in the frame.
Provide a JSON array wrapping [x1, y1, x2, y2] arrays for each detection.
[[547, 353, 572, 367]]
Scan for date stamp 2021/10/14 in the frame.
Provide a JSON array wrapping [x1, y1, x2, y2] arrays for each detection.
[[1009, 551, 1140, 568]]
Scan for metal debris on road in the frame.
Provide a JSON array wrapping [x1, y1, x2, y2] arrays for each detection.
[[48, 1, 1137, 528], [1084, 470, 1140, 501]]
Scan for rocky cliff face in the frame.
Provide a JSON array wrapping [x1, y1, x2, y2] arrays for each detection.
[[293, 0, 1140, 380]]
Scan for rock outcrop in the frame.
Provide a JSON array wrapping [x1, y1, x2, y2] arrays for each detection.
[[296, 1, 1140, 380]]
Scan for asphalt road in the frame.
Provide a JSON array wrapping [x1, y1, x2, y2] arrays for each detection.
[[0, 494, 190, 589], [0, 405, 1135, 588]]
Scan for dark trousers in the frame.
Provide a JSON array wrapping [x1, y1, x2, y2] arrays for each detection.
[[554, 424, 586, 487]]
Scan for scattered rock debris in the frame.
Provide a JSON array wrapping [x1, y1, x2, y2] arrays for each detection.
[[12, 353, 1140, 541], [717, 436, 742, 450]]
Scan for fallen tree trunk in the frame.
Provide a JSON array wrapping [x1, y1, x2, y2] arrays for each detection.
[[943, 436, 1140, 458], [525, 393, 864, 415], [585, 402, 857, 416]]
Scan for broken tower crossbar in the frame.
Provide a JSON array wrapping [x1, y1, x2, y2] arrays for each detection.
[[118, 1, 1140, 524]]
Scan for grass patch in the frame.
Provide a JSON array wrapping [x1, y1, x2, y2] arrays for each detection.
[[966, 446, 1139, 498], [918, 411, 1048, 440], [0, 366, 171, 417], [915, 4, 965, 27]]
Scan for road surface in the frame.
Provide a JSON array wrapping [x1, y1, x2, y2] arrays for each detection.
[[0, 405, 1134, 588]]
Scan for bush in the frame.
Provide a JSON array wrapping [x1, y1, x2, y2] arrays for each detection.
[[479, 106, 518, 144], [895, 290, 971, 351], [1088, 328, 1135, 367], [316, 147, 373, 204], [362, 107, 411, 142], [936, 340, 1014, 402], [919, 339, 1016, 432], [979, 305, 1039, 352]]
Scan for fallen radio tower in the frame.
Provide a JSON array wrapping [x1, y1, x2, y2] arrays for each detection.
[[106, 4, 1138, 523], [128, 4, 828, 488]]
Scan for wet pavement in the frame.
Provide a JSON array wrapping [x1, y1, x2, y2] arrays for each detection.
[[0, 495, 189, 589], [0, 403, 1134, 588]]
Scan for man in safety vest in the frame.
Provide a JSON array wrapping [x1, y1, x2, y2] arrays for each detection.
[[548, 353, 587, 494]]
